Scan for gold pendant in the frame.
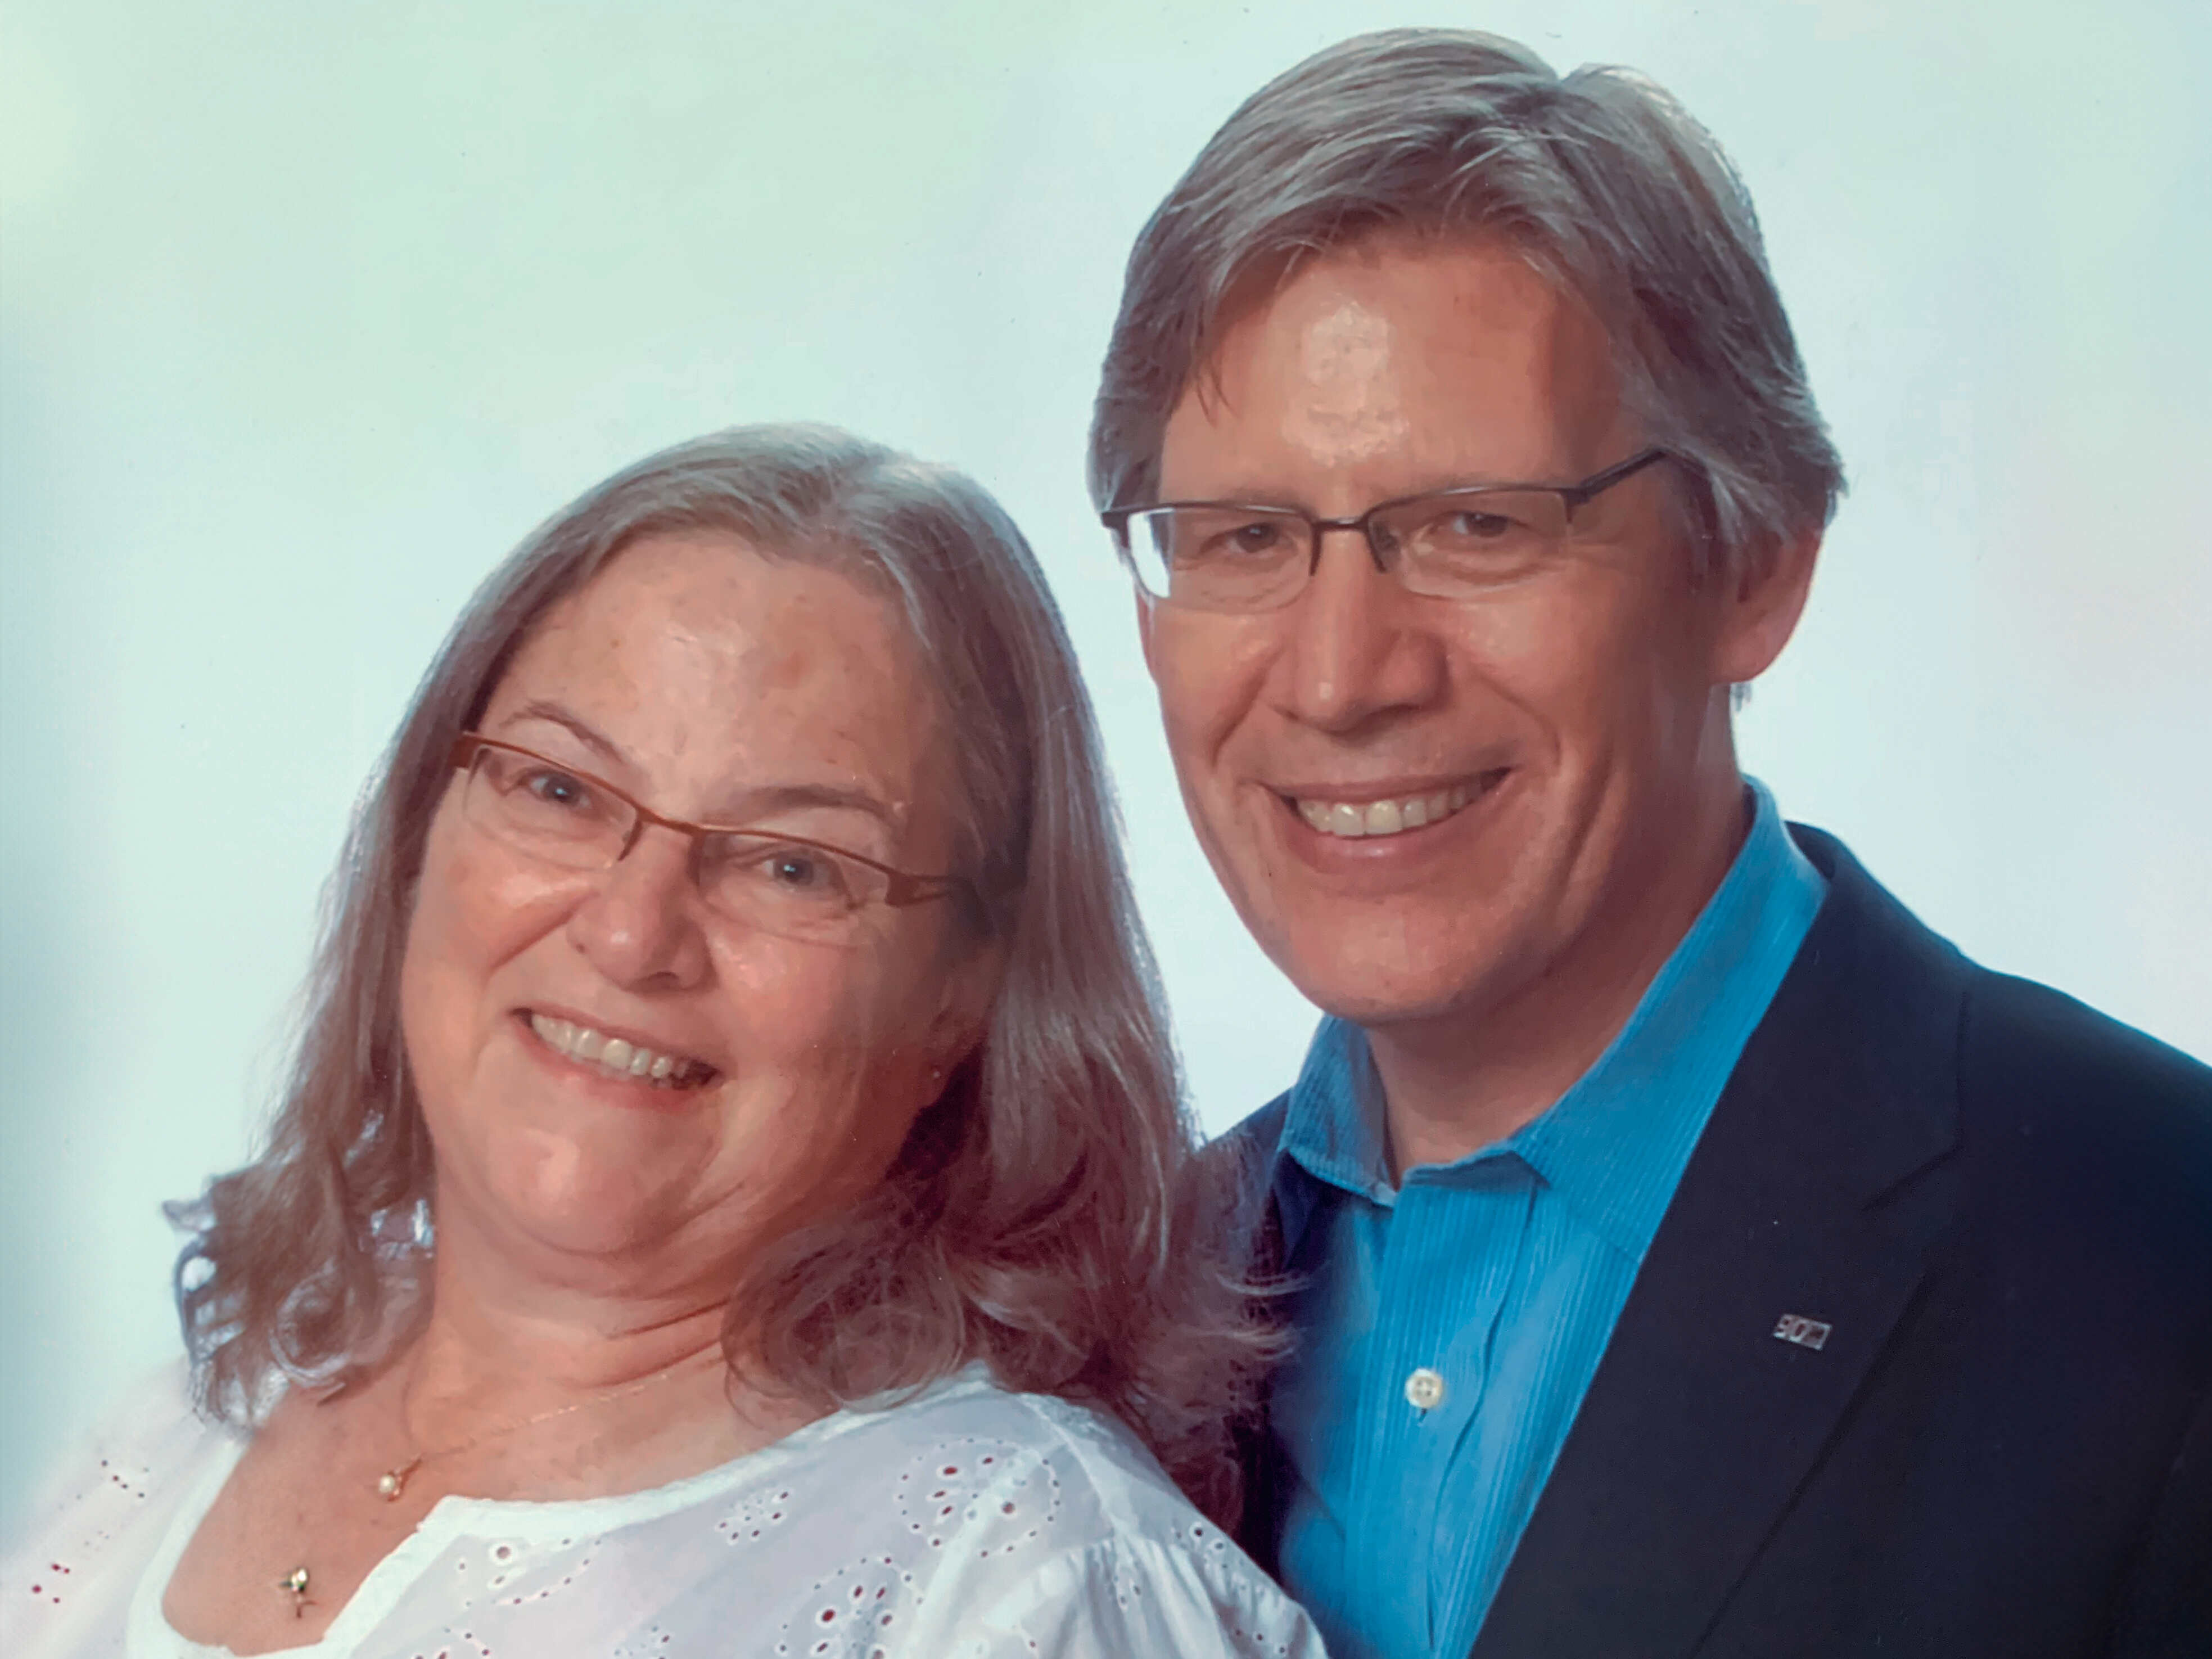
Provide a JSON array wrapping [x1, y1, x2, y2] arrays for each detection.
[[279, 1566, 312, 1618], [375, 1455, 423, 1502]]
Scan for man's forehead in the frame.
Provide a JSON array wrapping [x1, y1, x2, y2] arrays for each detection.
[[1168, 235, 1628, 478], [1207, 231, 1588, 350]]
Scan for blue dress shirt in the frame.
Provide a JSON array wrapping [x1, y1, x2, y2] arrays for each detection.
[[1269, 783, 1827, 1659]]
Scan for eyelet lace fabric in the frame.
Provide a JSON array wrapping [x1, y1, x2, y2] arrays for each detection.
[[2, 1364, 1322, 1658]]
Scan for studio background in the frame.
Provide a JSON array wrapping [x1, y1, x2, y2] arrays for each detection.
[[3, 0, 2207, 1525]]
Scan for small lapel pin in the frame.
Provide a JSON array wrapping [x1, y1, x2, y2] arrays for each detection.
[[1773, 1313, 1832, 1351]]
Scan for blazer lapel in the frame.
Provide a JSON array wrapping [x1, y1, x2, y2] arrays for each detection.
[[1471, 830, 1967, 1659]]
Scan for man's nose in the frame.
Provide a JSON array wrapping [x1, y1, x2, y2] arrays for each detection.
[[1269, 526, 1447, 733]]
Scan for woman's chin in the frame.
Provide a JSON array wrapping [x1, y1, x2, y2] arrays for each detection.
[[464, 1147, 719, 1270]]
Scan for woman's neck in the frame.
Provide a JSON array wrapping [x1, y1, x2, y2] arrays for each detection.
[[374, 1208, 774, 1480], [407, 1273, 728, 1408]]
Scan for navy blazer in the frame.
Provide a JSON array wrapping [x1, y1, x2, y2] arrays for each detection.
[[1226, 826, 2212, 1657]]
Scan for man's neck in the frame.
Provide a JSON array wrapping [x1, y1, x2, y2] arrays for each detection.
[[1369, 774, 1755, 1178]]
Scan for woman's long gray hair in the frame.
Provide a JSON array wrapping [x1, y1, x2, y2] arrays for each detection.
[[170, 424, 1274, 1521]]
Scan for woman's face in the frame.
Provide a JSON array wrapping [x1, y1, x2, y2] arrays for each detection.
[[399, 531, 991, 1299]]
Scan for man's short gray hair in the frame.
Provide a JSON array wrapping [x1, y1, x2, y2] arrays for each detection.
[[1088, 28, 1844, 581]]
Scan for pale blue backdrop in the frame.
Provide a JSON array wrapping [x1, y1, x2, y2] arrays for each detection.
[[4, 0, 2208, 1523]]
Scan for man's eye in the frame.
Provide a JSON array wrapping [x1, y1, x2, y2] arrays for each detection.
[[1226, 519, 1289, 553], [1440, 510, 1519, 541], [1184, 516, 1293, 563]]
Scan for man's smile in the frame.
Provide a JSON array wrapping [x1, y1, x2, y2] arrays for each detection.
[[1284, 768, 1513, 840]]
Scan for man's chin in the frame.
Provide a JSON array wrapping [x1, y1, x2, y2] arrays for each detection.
[[1266, 935, 1532, 1036]]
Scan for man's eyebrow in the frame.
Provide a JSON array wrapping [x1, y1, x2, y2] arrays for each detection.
[[1149, 471, 1539, 511]]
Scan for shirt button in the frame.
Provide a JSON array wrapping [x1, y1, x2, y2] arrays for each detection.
[[1404, 1367, 1447, 1412]]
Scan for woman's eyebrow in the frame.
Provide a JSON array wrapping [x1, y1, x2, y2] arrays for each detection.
[[499, 700, 899, 830], [707, 783, 898, 830], [499, 699, 628, 769]]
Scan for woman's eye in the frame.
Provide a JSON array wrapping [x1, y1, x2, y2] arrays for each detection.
[[751, 846, 855, 903], [768, 852, 823, 887], [521, 769, 593, 810]]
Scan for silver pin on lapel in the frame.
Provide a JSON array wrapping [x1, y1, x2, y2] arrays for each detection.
[[1773, 1313, 1832, 1350]]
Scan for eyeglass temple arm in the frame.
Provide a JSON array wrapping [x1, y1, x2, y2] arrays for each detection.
[[1560, 447, 1672, 514], [883, 870, 973, 908]]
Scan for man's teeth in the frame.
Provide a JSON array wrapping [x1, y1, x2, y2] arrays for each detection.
[[1295, 780, 1480, 840], [527, 1013, 710, 1087]]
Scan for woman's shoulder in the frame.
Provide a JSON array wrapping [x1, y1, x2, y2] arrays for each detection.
[[816, 1371, 1323, 1657], [5, 1362, 215, 1539], [1, 1362, 235, 1655], [832, 1368, 1198, 1532]]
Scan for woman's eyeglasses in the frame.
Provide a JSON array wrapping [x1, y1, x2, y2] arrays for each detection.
[[449, 735, 974, 944]]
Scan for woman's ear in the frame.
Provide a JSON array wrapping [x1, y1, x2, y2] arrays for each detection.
[[925, 937, 1006, 1079]]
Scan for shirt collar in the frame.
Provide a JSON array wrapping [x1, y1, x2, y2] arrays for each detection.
[[1272, 780, 1826, 1260]]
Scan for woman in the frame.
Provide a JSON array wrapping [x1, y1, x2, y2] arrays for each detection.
[[2, 426, 1319, 1657]]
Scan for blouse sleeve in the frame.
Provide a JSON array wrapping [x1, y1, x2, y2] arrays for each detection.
[[0, 1363, 218, 1659], [930, 1530, 1327, 1659]]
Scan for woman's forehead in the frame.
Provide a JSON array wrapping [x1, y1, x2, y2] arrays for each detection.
[[485, 531, 950, 815]]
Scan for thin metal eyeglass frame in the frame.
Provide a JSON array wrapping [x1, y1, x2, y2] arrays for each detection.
[[1101, 445, 1675, 606], [448, 734, 970, 911]]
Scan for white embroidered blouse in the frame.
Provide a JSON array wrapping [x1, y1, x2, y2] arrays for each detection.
[[2, 1364, 1323, 1658]]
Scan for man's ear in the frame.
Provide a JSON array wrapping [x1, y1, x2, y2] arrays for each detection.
[[1712, 525, 1821, 686], [1135, 587, 1162, 683]]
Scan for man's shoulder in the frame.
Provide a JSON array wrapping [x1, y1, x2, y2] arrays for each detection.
[[1791, 822, 2212, 1246], [1954, 965, 2212, 1232], [1207, 1093, 1292, 1218], [1793, 821, 2208, 1105], [1962, 966, 2212, 1112], [1220, 1093, 1291, 1160]]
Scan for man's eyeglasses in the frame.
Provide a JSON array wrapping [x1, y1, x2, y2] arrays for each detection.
[[449, 735, 973, 944], [1102, 447, 1674, 612]]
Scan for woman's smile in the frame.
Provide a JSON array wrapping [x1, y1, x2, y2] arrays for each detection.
[[518, 1008, 720, 1097], [396, 529, 978, 1265]]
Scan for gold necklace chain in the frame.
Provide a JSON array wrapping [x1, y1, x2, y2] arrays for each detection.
[[277, 1353, 715, 1621], [373, 1362, 699, 1502]]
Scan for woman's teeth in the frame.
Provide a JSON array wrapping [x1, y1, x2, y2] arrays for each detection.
[[1294, 778, 1486, 840], [527, 1013, 711, 1087]]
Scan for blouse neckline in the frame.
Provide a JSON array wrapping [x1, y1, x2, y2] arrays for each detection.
[[127, 1367, 995, 1659]]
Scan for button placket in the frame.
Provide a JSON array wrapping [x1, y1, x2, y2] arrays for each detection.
[[1338, 1192, 1437, 1653]]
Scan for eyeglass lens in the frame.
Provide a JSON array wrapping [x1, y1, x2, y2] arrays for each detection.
[[461, 745, 887, 942], [1123, 487, 1576, 611]]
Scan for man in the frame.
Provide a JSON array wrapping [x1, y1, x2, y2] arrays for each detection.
[[1089, 29, 2211, 1659]]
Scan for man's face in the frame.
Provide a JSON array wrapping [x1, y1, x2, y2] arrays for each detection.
[[1141, 237, 1798, 1036]]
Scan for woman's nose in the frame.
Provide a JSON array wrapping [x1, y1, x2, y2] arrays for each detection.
[[563, 826, 712, 989]]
